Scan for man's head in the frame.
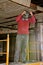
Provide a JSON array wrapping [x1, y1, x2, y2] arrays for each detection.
[[22, 10, 31, 19]]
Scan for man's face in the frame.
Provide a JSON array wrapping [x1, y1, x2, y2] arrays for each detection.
[[22, 11, 29, 19]]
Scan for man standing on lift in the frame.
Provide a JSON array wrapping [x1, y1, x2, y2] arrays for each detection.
[[14, 10, 36, 63]]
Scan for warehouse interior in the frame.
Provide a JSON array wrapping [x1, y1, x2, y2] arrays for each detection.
[[0, 0, 43, 65]]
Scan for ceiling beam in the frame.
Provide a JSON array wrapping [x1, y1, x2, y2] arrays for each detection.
[[9, 0, 43, 11], [37, 6, 43, 11], [0, 0, 8, 3], [9, 0, 31, 7], [9, 0, 37, 10]]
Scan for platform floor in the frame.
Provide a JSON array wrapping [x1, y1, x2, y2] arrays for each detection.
[[0, 62, 43, 65]]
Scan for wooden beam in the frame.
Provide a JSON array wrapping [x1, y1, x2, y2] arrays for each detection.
[[0, 29, 17, 34], [37, 6, 43, 11], [0, 0, 8, 3], [9, 0, 31, 8], [9, 0, 43, 11], [9, 0, 37, 10]]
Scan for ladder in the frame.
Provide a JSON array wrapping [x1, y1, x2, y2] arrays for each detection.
[[0, 34, 9, 65]]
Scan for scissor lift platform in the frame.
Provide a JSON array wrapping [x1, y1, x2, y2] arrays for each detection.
[[25, 62, 43, 65]]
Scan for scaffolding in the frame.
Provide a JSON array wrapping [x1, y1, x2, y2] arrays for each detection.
[[0, 34, 9, 65]]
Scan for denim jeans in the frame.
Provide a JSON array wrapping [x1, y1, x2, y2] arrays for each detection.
[[14, 34, 29, 62]]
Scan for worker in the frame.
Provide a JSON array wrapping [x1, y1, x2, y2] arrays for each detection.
[[14, 10, 36, 63]]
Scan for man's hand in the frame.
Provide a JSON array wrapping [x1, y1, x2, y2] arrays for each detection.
[[29, 12, 33, 16], [22, 11, 26, 15]]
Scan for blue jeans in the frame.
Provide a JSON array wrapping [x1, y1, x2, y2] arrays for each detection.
[[14, 34, 29, 62]]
